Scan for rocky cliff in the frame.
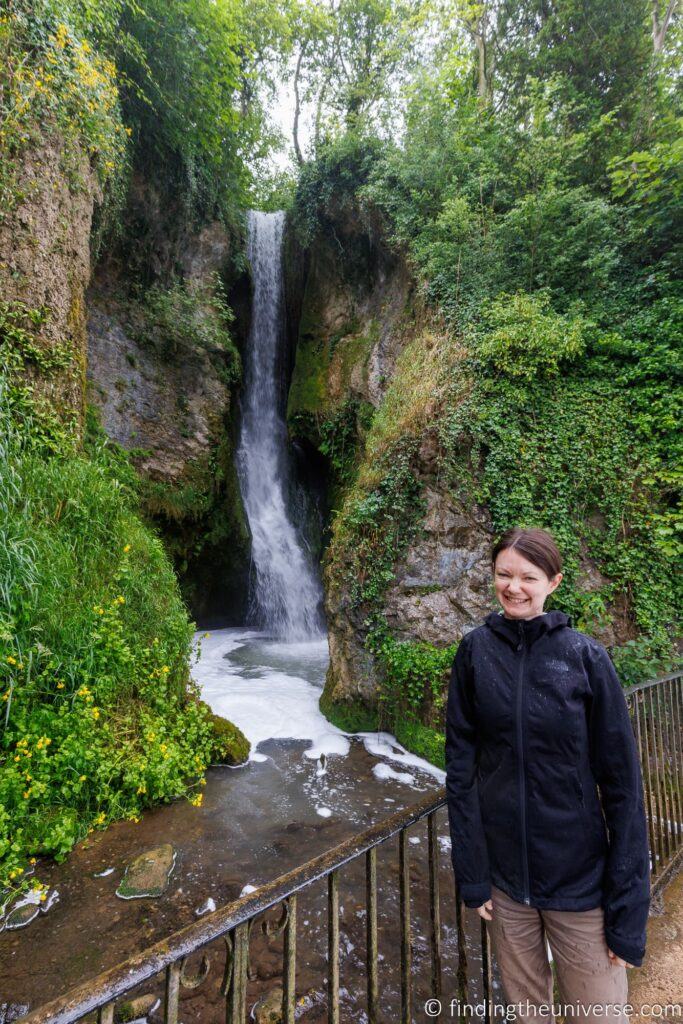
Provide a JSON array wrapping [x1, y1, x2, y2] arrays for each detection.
[[0, 134, 101, 435], [87, 210, 251, 623], [286, 208, 496, 732]]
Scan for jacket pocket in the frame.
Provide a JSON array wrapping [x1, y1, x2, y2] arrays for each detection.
[[571, 767, 605, 851]]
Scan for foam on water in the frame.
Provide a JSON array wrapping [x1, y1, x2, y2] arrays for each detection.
[[193, 628, 445, 788]]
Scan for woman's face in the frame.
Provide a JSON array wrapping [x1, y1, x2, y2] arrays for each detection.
[[493, 547, 563, 620]]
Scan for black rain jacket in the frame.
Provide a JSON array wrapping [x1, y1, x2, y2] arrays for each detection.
[[445, 610, 650, 967]]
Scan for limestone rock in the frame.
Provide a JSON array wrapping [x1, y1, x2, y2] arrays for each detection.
[[383, 489, 493, 646], [116, 845, 176, 899]]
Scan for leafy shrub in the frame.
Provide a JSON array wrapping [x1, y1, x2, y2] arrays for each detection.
[[468, 291, 588, 380], [131, 278, 241, 382], [0, 399, 214, 893]]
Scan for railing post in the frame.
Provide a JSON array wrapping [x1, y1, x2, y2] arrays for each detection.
[[283, 894, 297, 1024], [164, 963, 180, 1024], [97, 1004, 115, 1024], [227, 921, 249, 1024], [399, 828, 412, 1024], [427, 812, 442, 1005], [328, 870, 340, 1024], [481, 917, 493, 1024], [454, 881, 469, 1009], [366, 847, 379, 1024], [670, 677, 683, 842]]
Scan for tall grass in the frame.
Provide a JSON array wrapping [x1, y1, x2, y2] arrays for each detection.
[[0, 397, 214, 893]]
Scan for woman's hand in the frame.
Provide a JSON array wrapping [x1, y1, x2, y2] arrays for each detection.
[[476, 899, 493, 921], [607, 949, 634, 969]]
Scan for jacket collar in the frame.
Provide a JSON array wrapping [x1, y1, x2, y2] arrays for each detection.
[[484, 609, 571, 649]]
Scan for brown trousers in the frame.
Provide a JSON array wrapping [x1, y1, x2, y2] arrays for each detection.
[[488, 885, 630, 1024]]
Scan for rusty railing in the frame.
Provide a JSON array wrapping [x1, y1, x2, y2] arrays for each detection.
[[626, 669, 683, 891], [18, 670, 683, 1024]]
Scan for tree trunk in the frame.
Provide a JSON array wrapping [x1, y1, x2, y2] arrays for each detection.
[[652, 0, 678, 54], [292, 45, 306, 167]]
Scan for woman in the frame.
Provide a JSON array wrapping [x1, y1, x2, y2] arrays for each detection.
[[445, 528, 650, 1022]]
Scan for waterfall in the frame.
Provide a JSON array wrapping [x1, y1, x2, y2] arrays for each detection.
[[237, 210, 324, 640]]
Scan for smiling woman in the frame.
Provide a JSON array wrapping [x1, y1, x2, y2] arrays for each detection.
[[492, 527, 563, 620], [445, 526, 650, 1022]]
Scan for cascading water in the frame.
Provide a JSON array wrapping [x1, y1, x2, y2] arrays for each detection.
[[237, 210, 324, 640]]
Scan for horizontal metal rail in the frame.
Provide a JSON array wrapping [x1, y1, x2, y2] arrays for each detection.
[[20, 789, 449, 1024], [17, 670, 683, 1024]]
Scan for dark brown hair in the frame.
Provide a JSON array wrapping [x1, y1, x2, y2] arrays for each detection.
[[491, 528, 562, 580]]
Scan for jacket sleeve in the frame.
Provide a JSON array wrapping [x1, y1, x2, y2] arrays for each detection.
[[445, 636, 491, 908], [586, 642, 650, 967]]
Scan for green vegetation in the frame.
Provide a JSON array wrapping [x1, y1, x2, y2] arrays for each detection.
[[291, 0, 682, 763], [0, 396, 216, 892], [129, 278, 241, 383]]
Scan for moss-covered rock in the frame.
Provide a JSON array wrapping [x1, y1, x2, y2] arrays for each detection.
[[318, 690, 378, 734], [197, 701, 250, 765]]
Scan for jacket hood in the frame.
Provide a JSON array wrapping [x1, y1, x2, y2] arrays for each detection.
[[484, 610, 571, 649]]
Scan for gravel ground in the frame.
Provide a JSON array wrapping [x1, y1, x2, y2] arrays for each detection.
[[629, 867, 682, 1022]]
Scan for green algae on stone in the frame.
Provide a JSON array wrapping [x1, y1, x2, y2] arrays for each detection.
[[208, 711, 250, 766], [116, 844, 176, 900]]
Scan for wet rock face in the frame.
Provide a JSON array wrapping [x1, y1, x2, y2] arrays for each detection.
[[0, 133, 101, 435], [87, 296, 232, 481], [86, 221, 251, 622], [116, 844, 176, 899], [289, 208, 497, 710], [384, 489, 494, 646]]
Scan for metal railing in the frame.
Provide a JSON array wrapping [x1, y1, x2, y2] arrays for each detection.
[[20, 789, 475, 1024], [19, 671, 683, 1024], [626, 670, 683, 891]]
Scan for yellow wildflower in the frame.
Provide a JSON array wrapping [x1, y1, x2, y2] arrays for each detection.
[[29, 858, 36, 865], [123, 543, 131, 552], [95, 812, 105, 825], [57, 682, 65, 689], [6, 656, 16, 665], [23, 790, 31, 799], [79, 775, 87, 782], [161, 665, 170, 674], [92, 708, 100, 720]]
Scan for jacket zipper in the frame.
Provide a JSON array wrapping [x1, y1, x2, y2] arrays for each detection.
[[516, 631, 531, 905]]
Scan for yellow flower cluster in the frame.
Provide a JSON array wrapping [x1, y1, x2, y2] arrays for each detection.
[[190, 793, 204, 807], [35, 736, 52, 751]]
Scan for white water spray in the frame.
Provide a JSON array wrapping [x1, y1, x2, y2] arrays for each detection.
[[237, 211, 324, 640]]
